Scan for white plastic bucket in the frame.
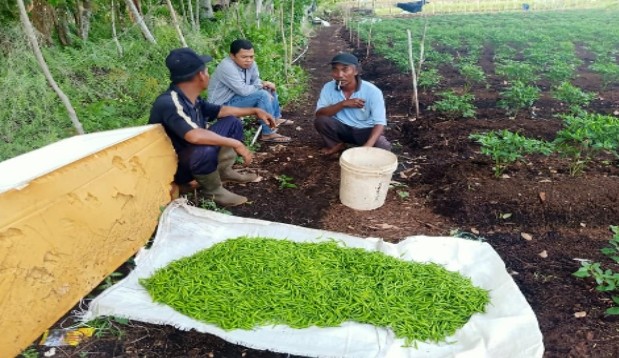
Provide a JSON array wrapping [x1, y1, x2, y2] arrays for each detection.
[[339, 147, 398, 211]]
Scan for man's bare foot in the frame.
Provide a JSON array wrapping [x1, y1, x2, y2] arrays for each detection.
[[320, 143, 346, 156]]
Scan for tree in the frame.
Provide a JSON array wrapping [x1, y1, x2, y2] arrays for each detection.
[[16, 0, 85, 134]]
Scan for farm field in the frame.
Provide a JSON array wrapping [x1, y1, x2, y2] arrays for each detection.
[[26, 8, 619, 358]]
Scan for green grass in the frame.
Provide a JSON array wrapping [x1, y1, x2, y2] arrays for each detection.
[[0, 3, 308, 162]]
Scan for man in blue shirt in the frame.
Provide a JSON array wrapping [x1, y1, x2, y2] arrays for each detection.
[[149, 48, 276, 206], [208, 39, 293, 143], [315, 53, 391, 156]]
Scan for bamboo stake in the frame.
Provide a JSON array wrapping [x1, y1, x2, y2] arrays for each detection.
[[417, 18, 428, 75], [166, 0, 188, 47], [17, 0, 85, 134], [111, 0, 124, 56], [407, 29, 420, 118], [366, 22, 372, 58]]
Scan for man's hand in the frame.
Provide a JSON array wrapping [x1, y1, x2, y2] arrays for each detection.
[[233, 143, 253, 166], [262, 81, 276, 92], [343, 98, 366, 108], [254, 108, 276, 128]]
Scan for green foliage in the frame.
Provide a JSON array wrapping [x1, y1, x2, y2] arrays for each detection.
[[417, 67, 442, 90], [431, 91, 476, 119], [84, 316, 128, 339], [498, 81, 540, 117], [573, 226, 619, 316], [140, 237, 490, 345], [276, 174, 297, 189], [458, 63, 486, 90], [552, 82, 596, 114], [589, 61, 619, 89], [0, 3, 308, 161], [495, 60, 538, 83], [197, 197, 232, 215], [19, 347, 38, 358], [470, 130, 553, 177], [553, 113, 619, 176]]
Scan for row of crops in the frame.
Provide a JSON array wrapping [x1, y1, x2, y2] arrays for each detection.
[[354, 9, 619, 176]]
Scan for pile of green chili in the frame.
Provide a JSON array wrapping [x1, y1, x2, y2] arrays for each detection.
[[140, 237, 490, 345]]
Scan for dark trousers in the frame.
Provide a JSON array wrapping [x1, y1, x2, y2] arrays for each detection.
[[314, 115, 391, 151], [175, 116, 244, 184]]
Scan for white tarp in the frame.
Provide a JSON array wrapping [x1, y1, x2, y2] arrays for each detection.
[[83, 200, 544, 358]]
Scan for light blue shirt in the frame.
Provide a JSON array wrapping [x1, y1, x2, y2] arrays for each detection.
[[316, 79, 387, 128], [207, 56, 263, 105]]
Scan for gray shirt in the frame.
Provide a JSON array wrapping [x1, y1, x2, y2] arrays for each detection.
[[207, 56, 263, 105]]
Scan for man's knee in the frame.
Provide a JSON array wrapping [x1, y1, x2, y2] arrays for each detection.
[[315, 115, 333, 131], [375, 136, 392, 151], [188, 145, 219, 175]]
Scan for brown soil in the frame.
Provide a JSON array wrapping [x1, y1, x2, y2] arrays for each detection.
[[33, 25, 619, 358]]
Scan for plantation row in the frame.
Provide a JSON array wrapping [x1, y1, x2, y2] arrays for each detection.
[[354, 9, 619, 177]]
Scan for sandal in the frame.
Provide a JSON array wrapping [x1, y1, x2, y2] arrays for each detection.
[[260, 133, 292, 143], [275, 118, 294, 126]]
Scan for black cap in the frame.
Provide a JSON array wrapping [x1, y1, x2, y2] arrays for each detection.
[[329, 53, 359, 66], [165, 48, 213, 83]]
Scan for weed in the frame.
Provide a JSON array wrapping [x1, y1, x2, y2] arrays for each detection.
[[197, 197, 232, 215], [396, 190, 410, 200], [276, 174, 297, 189], [83, 316, 128, 339], [573, 226, 619, 315], [19, 347, 38, 358]]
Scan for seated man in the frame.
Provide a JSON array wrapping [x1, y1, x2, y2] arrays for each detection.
[[149, 47, 276, 206], [207, 39, 293, 143], [315, 53, 391, 155]]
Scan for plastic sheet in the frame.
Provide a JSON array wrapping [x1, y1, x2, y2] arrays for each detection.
[[83, 200, 544, 358]]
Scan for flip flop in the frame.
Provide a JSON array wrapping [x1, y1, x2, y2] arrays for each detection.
[[260, 134, 291, 143], [275, 118, 295, 126]]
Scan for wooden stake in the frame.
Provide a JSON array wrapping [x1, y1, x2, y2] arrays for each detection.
[[407, 29, 420, 118]]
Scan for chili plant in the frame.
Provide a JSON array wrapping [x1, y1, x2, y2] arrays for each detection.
[[552, 82, 596, 115], [470, 130, 554, 177], [590, 61, 619, 90], [431, 91, 476, 119], [458, 63, 486, 91], [495, 60, 539, 84], [553, 113, 619, 176], [573, 226, 619, 315], [417, 68, 442, 91], [498, 81, 541, 117], [140, 237, 490, 345]]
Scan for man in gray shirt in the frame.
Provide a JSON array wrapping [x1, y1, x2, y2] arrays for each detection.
[[208, 39, 293, 143]]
